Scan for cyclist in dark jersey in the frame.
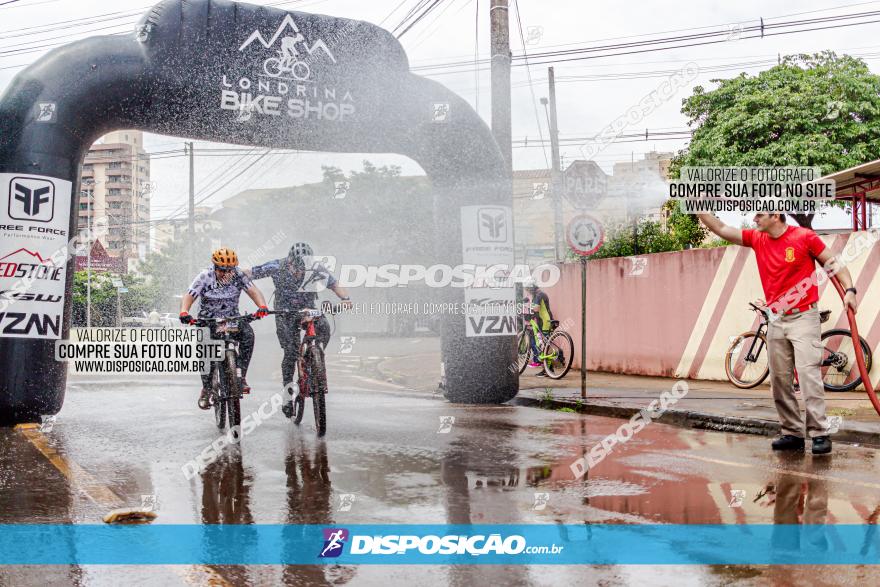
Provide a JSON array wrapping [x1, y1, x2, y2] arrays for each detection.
[[246, 242, 352, 406], [180, 248, 269, 409], [524, 277, 554, 377]]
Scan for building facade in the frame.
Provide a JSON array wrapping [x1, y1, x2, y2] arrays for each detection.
[[512, 152, 674, 263], [79, 131, 151, 271]]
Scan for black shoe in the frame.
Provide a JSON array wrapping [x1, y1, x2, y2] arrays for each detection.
[[812, 435, 832, 455], [771, 435, 805, 451], [241, 378, 251, 395], [198, 388, 212, 410], [282, 400, 294, 419], [536, 370, 548, 378]]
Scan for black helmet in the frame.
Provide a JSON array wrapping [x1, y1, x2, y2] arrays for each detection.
[[288, 242, 313, 263]]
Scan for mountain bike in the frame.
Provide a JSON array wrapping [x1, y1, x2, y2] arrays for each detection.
[[192, 315, 257, 437], [725, 302, 872, 392], [270, 303, 343, 437], [516, 313, 574, 379]]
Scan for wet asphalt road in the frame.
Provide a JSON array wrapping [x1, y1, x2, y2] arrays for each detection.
[[2, 337, 880, 586]]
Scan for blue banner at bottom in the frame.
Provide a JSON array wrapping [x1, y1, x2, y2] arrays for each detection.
[[0, 524, 878, 565]]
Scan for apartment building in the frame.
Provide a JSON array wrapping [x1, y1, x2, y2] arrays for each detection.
[[79, 131, 151, 271]]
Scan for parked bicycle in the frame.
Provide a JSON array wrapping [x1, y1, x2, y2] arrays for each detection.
[[270, 303, 343, 437], [516, 309, 574, 379], [725, 302, 872, 392], [191, 314, 258, 436]]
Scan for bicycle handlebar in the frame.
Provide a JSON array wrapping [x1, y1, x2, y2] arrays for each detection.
[[748, 302, 769, 316], [268, 303, 346, 317], [192, 314, 258, 328]]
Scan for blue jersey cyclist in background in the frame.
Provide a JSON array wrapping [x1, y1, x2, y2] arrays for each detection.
[[245, 242, 352, 414], [179, 247, 269, 410]]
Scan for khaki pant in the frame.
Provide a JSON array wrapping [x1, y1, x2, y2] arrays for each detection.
[[766, 308, 829, 438]]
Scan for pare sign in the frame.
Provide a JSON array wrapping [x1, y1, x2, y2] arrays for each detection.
[[563, 161, 608, 210]]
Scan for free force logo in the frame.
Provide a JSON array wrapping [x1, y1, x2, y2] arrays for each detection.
[[319, 528, 349, 558], [0, 173, 71, 340], [478, 208, 507, 242], [9, 177, 54, 222]]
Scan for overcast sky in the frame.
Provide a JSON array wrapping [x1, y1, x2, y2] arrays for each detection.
[[2, 0, 878, 227]]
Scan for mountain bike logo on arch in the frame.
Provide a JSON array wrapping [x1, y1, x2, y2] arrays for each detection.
[[222, 14, 356, 122], [239, 14, 337, 81]]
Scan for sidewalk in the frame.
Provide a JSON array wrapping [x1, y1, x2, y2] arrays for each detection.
[[376, 353, 880, 447]]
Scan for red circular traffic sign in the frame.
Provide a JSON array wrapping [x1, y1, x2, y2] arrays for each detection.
[[566, 214, 604, 256]]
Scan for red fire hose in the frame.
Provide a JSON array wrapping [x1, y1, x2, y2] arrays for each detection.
[[830, 275, 880, 417]]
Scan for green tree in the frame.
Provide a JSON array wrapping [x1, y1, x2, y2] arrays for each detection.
[[578, 217, 698, 260], [134, 229, 215, 314], [672, 52, 880, 227], [71, 271, 160, 326]]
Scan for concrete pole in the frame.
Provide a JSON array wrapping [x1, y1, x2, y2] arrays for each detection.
[[187, 141, 195, 276], [490, 0, 512, 173], [85, 189, 91, 327], [548, 67, 563, 261]]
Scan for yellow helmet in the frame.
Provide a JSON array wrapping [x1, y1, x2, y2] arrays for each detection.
[[211, 247, 238, 268]]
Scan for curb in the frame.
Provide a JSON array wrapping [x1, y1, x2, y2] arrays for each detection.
[[511, 394, 880, 448]]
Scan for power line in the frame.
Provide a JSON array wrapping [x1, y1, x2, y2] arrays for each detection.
[[396, 0, 445, 38], [378, 0, 413, 27], [391, 0, 431, 34], [410, 8, 880, 75]]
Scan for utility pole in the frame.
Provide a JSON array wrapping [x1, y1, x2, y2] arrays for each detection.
[[547, 67, 563, 261], [84, 188, 92, 328], [186, 141, 195, 277], [489, 0, 512, 173]]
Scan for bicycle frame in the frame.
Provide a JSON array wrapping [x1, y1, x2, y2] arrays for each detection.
[[741, 320, 768, 364], [196, 316, 252, 401], [297, 310, 322, 398], [269, 305, 341, 398], [526, 318, 559, 361]]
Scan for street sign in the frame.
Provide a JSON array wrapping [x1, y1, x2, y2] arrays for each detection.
[[563, 160, 608, 210], [566, 214, 604, 257], [117, 287, 128, 293], [566, 213, 605, 400], [110, 278, 123, 288]]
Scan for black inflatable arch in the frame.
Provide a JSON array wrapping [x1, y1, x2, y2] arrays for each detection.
[[0, 0, 518, 423]]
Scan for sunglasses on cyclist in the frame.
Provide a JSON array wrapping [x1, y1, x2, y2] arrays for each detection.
[[214, 266, 235, 273]]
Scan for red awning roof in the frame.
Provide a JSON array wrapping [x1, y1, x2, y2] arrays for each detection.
[[821, 159, 880, 202]]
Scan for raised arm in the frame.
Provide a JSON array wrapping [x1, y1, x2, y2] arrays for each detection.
[[816, 247, 858, 314], [696, 213, 744, 246]]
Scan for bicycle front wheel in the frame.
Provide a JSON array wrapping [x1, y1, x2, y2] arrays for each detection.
[[725, 332, 769, 389], [212, 366, 225, 429], [293, 395, 305, 424], [310, 346, 328, 437], [542, 331, 574, 380], [516, 330, 531, 374], [820, 329, 873, 392], [224, 351, 242, 438]]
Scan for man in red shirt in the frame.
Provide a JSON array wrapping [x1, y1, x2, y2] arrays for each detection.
[[698, 212, 858, 455]]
